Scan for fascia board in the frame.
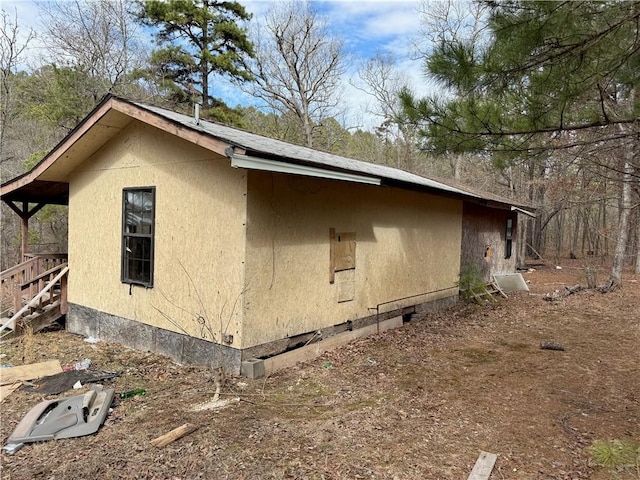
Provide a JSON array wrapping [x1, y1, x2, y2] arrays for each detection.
[[511, 206, 537, 218], [231, 154, 382, 186]]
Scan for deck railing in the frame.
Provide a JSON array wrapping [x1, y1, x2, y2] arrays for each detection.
[[0, 263, 69, 337], [13, 262, 69, 317], [1, 254, 68, 318]]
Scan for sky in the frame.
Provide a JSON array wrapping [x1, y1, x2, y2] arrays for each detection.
[[2, 0, 432, 130]]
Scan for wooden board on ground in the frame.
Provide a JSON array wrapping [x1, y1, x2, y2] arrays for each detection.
[[150, 423, 199, 448], [0, 360, 63, 385], [263, 316, 403, 376], [0, 382, 22, 403], [468, 451, 498, 480]]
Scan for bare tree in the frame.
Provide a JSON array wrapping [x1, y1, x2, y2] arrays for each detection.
[[0, 9, 34, 166], [242, 0, 344, 148], [38, 0, 146, 98], [0, 9, 35, 269], [412, 0, 492, 178], [356, 53, 407, 123], [414, 0, 489, 66], [353, 53, 424, 171]]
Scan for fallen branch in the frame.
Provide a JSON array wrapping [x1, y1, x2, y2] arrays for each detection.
[[150, 423, 199, 448], [544, 284, 583, 301], [541, 341, 565, 351], [238, 398, 333, 408], [597, 278, 621, 293]]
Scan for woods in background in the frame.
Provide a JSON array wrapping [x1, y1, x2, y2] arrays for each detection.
[[1, 0, 638, 284]]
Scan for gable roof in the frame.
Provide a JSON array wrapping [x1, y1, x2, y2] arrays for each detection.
[[1, 95, 530, 211]]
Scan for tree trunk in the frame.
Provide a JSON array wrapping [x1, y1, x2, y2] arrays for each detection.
[[636, 208, 640, 274], [570, 207, 580, 258], [302, 113, 313, 148], [518, 215, 528, 265], [604, 155, 633, 289], [200, 54, 209, 109]]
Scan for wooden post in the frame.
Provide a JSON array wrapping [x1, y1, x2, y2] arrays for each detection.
[[6, 201, 47, 260], [59, 272, 68, 314], [13, 287, 21, 318], [21, 212, 29, 261]]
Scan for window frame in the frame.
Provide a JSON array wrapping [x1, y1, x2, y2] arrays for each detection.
[[121, 186, 156, 287], [505, 217, 514, 259]]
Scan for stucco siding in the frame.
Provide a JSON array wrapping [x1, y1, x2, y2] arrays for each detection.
[[242, 171, 462, 349], [67, 121, 247, 347]]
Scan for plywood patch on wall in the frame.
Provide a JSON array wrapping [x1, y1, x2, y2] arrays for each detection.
[[335, 232, 356, 271], [330, 229, 356, 302], [329, 228, 356, 284], [335, 269, 355, 303]]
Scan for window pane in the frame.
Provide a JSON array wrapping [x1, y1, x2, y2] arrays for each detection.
[[126, 258, 151, 283], [126, 212, 140, 233], [124, 236, 152, 283], [140, 212, 152, 234], [506, 218, 513, 238]]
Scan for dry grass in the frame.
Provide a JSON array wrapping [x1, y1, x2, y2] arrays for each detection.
[[1, 260, 639, 479]]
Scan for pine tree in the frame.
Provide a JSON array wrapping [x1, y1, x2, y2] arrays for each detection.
[[403, 0, 640, 287], [138, 0, 254, 113]]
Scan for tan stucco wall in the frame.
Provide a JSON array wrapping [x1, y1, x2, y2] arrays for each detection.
[[67, 121, 247, 345], [242, 172, 462, 349]]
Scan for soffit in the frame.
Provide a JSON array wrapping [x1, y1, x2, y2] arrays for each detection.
[[38, 110, 133, 181]]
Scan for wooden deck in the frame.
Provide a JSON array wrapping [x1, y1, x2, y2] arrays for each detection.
[[0, 254, 68, 337]]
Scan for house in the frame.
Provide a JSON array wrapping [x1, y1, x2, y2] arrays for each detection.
[[1, 95, 532, 374]]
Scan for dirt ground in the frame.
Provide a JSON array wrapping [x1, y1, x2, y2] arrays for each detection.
[[1, 260, 639, 479]]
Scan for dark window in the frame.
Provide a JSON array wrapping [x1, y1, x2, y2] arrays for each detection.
[[505, 218, 513, 259], [122, 187, 155, 287]]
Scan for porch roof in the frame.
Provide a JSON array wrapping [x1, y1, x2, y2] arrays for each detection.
[[1, 180, 69, 206]]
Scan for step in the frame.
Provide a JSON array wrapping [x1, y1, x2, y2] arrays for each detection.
[[0, 317, 13, 331], [14, 300, 63, 335]]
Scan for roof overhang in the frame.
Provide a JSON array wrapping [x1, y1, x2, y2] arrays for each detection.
[[511, 206, 537, 218], [1, 180, 69, 206], [2, 94, 533, 214], [1, 95, 235, 207], [230, 154, 382, 186]]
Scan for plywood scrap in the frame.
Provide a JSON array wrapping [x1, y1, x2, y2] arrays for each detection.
[[23, 370, 120, 395], [467, 451, 498, 480], [150, 423, 199, 448], [0, 382, 22, 403], [494, 273, 529, 293], [0, 360, 62, 385]]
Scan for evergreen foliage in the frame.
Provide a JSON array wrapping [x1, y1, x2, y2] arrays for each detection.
[[402, 0, 640, 155], [137, 0, 255, 117]]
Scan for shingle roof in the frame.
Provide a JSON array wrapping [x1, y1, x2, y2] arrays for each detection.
[[134, 101, 479, 199], [2, 94, 532, 211]]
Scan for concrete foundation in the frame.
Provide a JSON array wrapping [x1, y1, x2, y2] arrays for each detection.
[[241, 294, 458, 361], [67, 294, 458, 377], [67, 304, 242, 374]]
